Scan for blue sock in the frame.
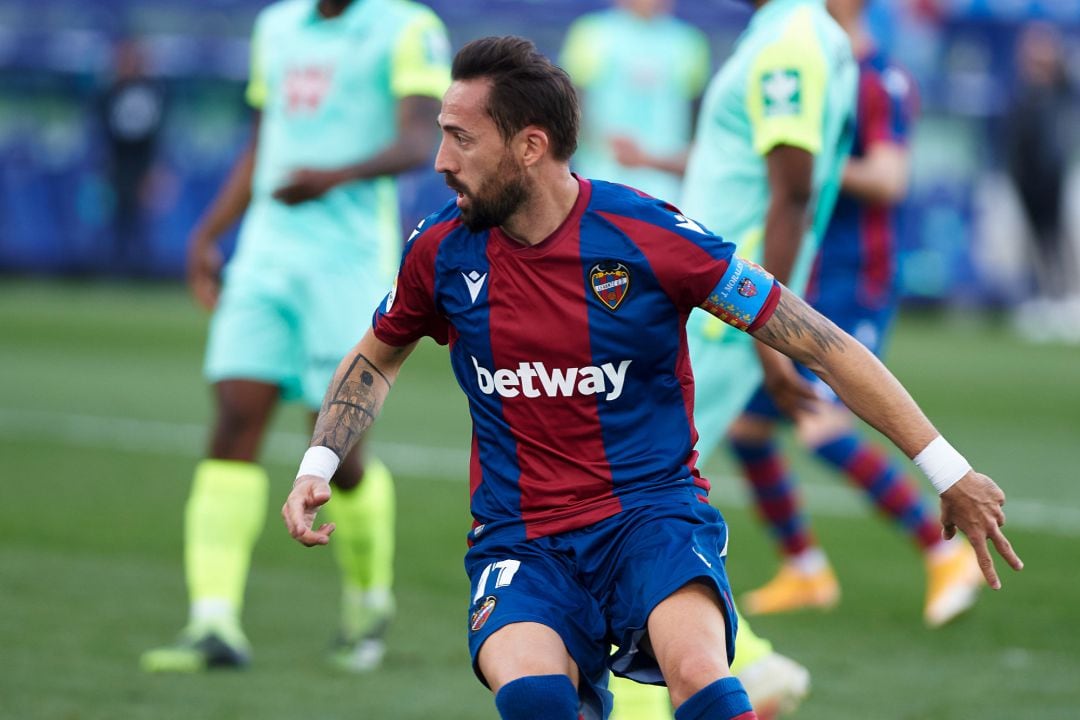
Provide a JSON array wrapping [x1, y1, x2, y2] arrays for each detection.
[[495, 674, 579, 720], [674, 677, 756, 720]]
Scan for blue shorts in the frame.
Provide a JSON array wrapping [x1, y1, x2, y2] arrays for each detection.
[[743, 300, 898, 419], [463, 490, 738, 720], [204, 259, 384, 408]]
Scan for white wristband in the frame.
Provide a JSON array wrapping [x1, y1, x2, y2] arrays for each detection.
[[913, 436, 971, 495], [296, 446, 340, 481]]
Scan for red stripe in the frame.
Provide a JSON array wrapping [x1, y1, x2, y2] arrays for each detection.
[[485, 183, 620, 539], [858, 205, 893, 308]]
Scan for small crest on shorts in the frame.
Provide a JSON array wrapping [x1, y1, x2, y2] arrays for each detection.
[[737, 277, 757, 298], [470, 596, 497, 632], [590, 261, 630, 311]]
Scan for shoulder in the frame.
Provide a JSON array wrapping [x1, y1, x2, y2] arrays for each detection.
[[403, 200, 467, 260], [587, 179, 717, 239]]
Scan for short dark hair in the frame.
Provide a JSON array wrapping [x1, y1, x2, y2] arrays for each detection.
[[451, 36, 579, 161]]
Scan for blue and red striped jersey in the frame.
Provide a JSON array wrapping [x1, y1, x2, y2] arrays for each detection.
[[808, 48, 918, 311], [374, 177, 779, 542]]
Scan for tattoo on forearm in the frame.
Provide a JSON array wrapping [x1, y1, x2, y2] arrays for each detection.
[[314, 351, 392, 457], [755, 288, 847, 357]]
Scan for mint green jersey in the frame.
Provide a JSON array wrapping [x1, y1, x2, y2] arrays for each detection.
[[235, 0, 450, 276], [681, 0, 855, 299], [560, 9, 710, 201]]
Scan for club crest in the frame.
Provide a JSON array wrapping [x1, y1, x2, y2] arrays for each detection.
[[590, 262, 630, 311], [470, 596, 497, 632], [738, 278, 757, 298]]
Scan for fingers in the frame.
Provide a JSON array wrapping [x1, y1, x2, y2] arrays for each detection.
[[968, 533, 1002, 590], [989, 526, 1024, 572], [281, 479, 334, 546]]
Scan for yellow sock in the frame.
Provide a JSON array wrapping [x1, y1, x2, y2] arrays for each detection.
[[730, 608, 774, 675], [322, 457, 396, 637], [609, 675, 671, 720], [184, 459, 268, 624]]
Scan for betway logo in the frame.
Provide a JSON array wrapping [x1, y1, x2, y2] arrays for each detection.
[[471, 356, 631, 401]]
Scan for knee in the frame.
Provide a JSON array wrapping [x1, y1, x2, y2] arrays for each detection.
[[662, 649, 730, 708], [494, 675, 578, 720]]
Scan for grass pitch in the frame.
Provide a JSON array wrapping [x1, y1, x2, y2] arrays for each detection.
[[1, 279, 1077, 719]]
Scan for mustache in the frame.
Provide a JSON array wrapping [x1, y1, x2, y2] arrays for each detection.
[[444, 175, 468, 195]]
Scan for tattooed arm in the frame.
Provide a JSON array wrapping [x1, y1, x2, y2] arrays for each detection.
[[750, 285, 1023, 588], [283, 329, 417, 546]]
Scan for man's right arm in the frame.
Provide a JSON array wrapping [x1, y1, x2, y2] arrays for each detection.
[[282, 329, 417, 547], [186, 113, 259, 310]]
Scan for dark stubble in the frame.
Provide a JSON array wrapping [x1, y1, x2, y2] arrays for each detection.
[[453, 154, 530, 232]]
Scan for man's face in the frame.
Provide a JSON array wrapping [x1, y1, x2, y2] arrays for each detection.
[[435, 79, 530, 232]]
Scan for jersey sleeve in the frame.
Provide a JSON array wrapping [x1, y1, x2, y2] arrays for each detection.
[[700, 257, 781, 332], [244, 11, 269, 109], [372, 216, 450, 346], [559, 15, 603, 87], [860, 65, 918, 148], [389, 8, 452, 100], [744, 8, 829, 156]]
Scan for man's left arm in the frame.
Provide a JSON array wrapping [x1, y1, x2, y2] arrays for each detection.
[[750, 284, 1024, 588]]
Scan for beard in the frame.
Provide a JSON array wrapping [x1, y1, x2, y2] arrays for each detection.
[[448, 155, 530, 232]]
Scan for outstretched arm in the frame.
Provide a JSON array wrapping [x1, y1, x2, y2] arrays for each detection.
[[282, 329, 417, 546], [751, 285, 1024, 588]]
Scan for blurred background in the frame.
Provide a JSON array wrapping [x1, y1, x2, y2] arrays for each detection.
[[2, 1, 1079, 719], [3, 0, 1080, 319]]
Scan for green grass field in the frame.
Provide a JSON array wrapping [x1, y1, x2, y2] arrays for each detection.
[[1, 279, 1078, 720]]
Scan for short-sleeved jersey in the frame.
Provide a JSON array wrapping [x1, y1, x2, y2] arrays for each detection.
[[807, 49, 918, 311], [681, 0, 856, 297], [560, 9, 710, 202], [234, 0, 451, 274], [373, 178, 779, 543]]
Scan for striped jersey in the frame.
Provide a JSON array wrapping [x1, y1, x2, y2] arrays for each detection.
[[808, 49, 918, 310], [373, 178, 780, 543]]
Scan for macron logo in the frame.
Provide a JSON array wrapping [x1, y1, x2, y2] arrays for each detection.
[[462, 271, 487, 304], [472, 356, 631, 401]]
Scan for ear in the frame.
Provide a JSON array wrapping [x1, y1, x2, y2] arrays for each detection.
[[517, 126, 551, 168]]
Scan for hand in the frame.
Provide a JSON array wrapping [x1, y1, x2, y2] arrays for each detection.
[[282, 475, 335, 547], [272, 168, 345, 205], [761, 354, 821, 419], [610, 135, 649, 168], [940, 471, 1024, 589], [186, 234, 223, 310]]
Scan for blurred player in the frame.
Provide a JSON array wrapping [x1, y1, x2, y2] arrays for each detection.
[[282, 36, 1021, 720], [141, 0, 450, 673], [559, 0, 709, 201], [560, 2, 809, 718], [730, 0, 984, 627]]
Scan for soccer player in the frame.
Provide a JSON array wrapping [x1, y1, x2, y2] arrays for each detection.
[[731, 0, 983, 627], [559, 0, 709, 202], [282, 36, 1022, 720], [680, 0, 858, 465], [141, 0, 451, 673]]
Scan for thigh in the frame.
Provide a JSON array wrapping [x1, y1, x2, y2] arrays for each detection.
[[604, 501, 737, 686], [204, 264, 303, 399], [465, 538, 611, 719]]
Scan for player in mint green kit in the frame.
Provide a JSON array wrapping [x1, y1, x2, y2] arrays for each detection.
[[141, 0, 450, 674], [682, 0, 857, 471], [559, 0, 709, 202]]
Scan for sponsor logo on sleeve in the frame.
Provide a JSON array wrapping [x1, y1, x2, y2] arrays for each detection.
[[762, 68, 802, 117]]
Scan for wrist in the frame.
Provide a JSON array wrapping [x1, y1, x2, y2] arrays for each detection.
[[296, 445, 340, 481], [913, 436, 971, 495]]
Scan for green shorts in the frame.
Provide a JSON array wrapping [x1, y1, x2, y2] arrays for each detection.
[[204, 260, 386, 409], [687, 309, 762, 468]]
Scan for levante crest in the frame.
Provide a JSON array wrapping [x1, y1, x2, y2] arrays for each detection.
[[590, 261, 630, 311]]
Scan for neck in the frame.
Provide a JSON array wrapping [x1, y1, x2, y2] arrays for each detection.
[[318, 0, 354, 19], [500, 170, 580, 247]]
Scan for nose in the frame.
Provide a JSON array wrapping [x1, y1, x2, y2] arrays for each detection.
[[434, 137, 456, 176]]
